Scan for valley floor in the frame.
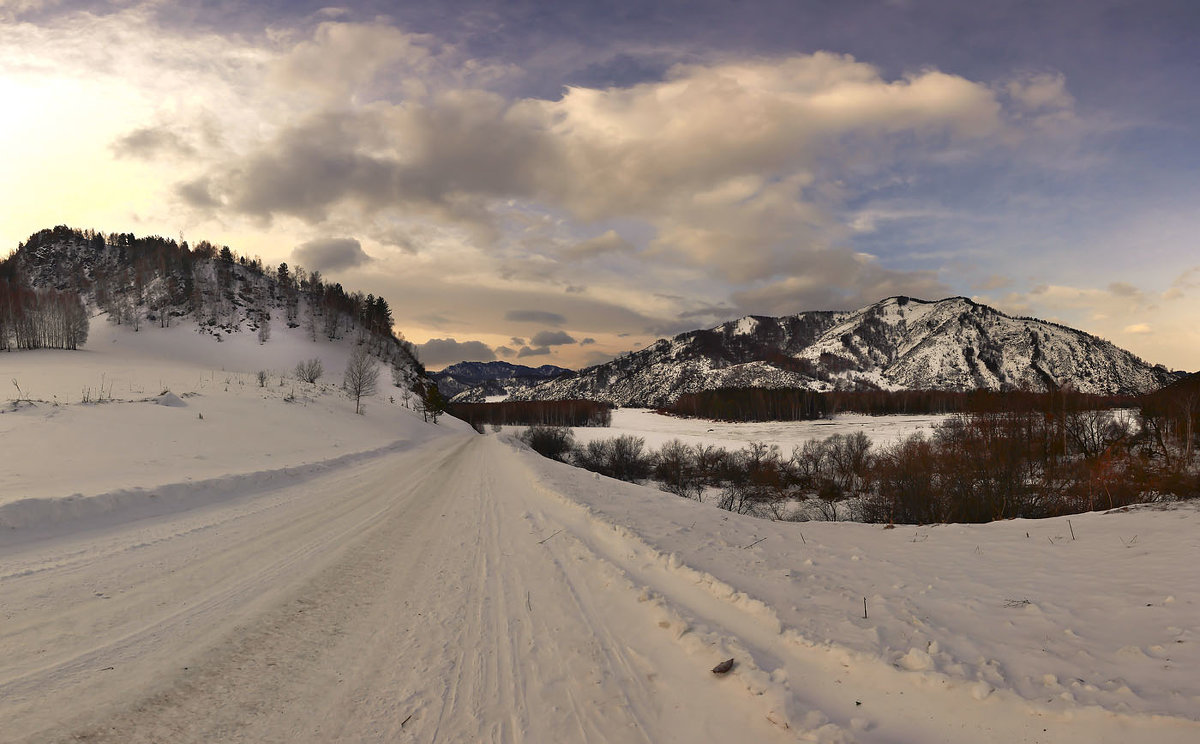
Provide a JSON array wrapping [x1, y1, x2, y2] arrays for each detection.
[[2, 427, 1197, 743]]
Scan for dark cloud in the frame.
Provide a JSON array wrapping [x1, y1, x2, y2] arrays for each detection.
[[175, 177, 221, 209], [562, 230, 636, 260], [210, 99, 552, 223], [510, 337, 526, 345], [579, 337, 596, 345], [505, 309, 566, 325], [531, 329, 577, 346], [112, 126, 195, 160], [293, 237, 372, 272], [495, 345, 516, 357], [517, 345, 550, 357], [417, 337, 497, 367], [416, 312, 456, 328]]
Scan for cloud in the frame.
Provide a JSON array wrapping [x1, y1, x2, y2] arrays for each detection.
[[175, 177, 221, 209], [531, 329, 577, 346], [416, 337, 497, 367], [187, 43, 1017, 298], [517, 345, 550, 357], [1123, 323, 1152, 335], [563, 229, 637, 260], [579, 337, 596, 345], [730, 251, 950, 315], [270, 22, 436, 103], [0, 0, 62, 21], [208, 92, 551, 224], [111, 126, 195, 159], [494, 345, 515, 357], [973, 274, 1012, 292], [1164, 266, 1200, 300], [1007, 72, 1074, 112], [292, 237, 372, 272], [505, 309, 566, 325]]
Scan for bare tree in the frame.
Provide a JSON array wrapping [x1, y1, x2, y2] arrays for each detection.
[[344, 347, 379, 414], [295, 358, 323, 384]]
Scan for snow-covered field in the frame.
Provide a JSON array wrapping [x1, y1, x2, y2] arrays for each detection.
[[0, 319, 431, 514], [1, 317, 1197, 742], [569, 407, 949, 452]]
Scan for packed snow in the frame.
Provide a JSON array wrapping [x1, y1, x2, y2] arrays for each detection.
[[568, 407, 949, 452], [0, 317, 1197, 742]]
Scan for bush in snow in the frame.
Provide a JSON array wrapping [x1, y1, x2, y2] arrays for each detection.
[[295, 358, 323, 384], [521, 425, 575, 462], [573, 435, 652, 482]]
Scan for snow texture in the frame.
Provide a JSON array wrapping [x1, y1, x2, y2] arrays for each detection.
[[0, 316, 1197, 743]]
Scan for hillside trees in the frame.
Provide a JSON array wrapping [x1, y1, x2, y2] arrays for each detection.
[[0, 226, 428, 397], [0, 277, 89, 350]]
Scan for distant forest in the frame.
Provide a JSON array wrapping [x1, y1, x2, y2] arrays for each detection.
[[0, 226, 424, 384], [663, 386, 1140, 421], [449, 399, 613, 428]]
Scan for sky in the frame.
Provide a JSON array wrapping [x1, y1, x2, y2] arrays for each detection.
[[1, 0, 1198, 371]]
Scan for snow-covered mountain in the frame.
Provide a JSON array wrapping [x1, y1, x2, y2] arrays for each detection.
[[511, 296, 1182, 407], [430, 360, 571, 401]]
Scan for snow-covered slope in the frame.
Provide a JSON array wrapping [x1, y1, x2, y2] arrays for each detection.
[[0, 315, 454, 519], [1, 226, 427, 391], [513, 297, 1182, 407], [0, 315, 1197, 742]]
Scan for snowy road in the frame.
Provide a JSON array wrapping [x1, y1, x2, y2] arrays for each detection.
[[2, 432, 1197, 743], [0, 434, 785, 743]]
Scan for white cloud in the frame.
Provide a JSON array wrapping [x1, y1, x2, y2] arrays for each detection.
[[1007, 72, 1074, 112]]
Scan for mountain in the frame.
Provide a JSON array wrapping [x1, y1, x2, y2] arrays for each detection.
[[431, 360, 571, 401], [0, 225, 427, 391], [509, 296, 1183, 408]]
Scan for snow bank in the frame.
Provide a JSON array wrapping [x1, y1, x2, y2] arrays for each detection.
[[508, 436, 1200, 728]]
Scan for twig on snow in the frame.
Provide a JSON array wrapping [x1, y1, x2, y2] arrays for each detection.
[[538, 529, 562, 545]]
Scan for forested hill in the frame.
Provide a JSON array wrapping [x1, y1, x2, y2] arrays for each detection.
[[0, 225, 426, 390]]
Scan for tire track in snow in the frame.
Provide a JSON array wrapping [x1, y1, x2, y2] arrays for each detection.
[[500, 437, 1200, 744], [1, 435, 476, 743]]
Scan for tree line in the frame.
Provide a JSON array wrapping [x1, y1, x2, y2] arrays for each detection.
[[664, 386, 1139, 421], [450, 399, 613, 428], [0, 277, 89, 350], [519, 378, 1199, 523]]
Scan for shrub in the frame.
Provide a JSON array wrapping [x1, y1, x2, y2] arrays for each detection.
[[295, 358, 323, 384], [574, 435, 652, 482], [522, 425, 575, 462], [653, 439, 703, 500]]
